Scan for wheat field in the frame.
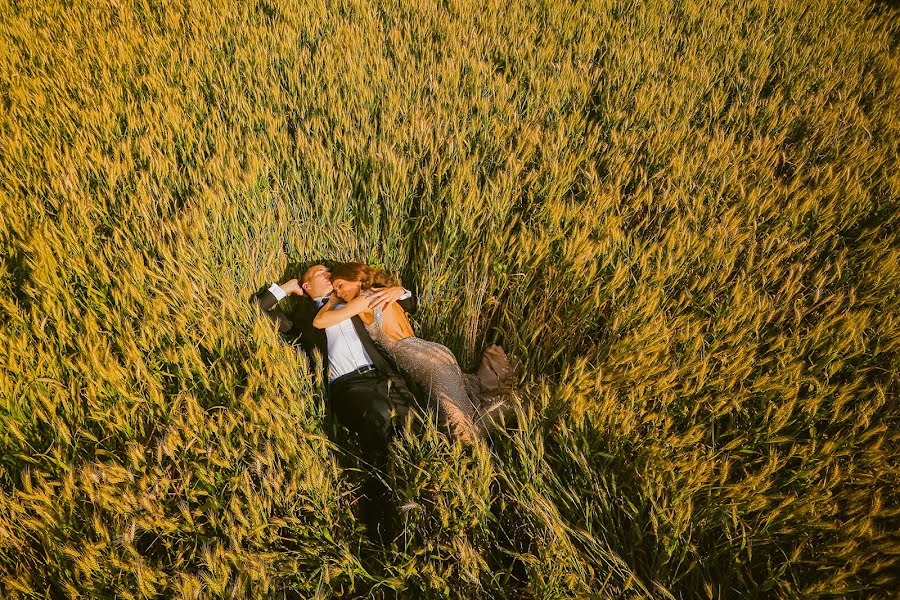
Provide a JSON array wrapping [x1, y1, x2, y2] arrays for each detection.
[[1, 0, 898, 597]]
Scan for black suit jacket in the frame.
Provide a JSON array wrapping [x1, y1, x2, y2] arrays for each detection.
[[250, 285, 417, 385]]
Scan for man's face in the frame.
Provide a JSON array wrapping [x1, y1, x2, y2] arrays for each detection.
[[301, 264, 333, 298]]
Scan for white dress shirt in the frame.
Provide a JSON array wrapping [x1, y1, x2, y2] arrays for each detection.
[[314, 296, 375, 381], [267, 282, 288, 302], [313, 293, 411, 381], [267, 283, 410, 382]]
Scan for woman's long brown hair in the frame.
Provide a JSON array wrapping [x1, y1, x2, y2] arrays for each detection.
[[329, 262, 397, 290]]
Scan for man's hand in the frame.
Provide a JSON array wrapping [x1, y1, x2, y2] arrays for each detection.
[[367, 286, 407, 311], [281, 279, 302, 296]]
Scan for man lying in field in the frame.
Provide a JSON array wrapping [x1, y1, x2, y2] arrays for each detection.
[[251, 262, 416, 543]]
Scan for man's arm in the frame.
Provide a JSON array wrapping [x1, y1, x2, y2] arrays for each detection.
[[250, 279, 302, 333]]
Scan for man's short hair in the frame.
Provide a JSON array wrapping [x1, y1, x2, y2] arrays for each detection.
[[301, 264, 323, 285], [295, 259, 332, 285]]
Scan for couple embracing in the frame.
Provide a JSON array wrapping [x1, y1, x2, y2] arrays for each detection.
[[254, 261, 513, 448]]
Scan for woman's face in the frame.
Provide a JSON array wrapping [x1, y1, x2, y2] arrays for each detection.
[[332, 279, 362, 302]]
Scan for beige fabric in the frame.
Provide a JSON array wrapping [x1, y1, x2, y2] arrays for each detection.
[[476, 344, 511, 394], [468, 344, 517, 433]]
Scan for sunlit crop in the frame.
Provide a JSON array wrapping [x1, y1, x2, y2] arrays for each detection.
[[1, 0, 898, 597]]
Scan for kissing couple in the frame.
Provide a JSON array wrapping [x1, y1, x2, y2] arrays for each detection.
[[252, 261, 515, 453]]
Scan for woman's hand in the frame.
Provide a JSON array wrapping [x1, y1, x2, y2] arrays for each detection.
[[367, 286, 407, 310]]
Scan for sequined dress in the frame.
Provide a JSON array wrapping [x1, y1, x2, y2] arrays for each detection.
[[362, 298, 483, 443]]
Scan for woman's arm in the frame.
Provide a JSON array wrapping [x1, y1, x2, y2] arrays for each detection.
[[312, 294, 372, 329]]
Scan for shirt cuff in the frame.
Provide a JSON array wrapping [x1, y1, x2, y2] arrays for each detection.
[[268, 282, 288, 302], [399, 289, 411, 300]]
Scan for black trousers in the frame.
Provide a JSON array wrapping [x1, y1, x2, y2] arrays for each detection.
[[328, 369, 417, 460], [328, 368, 417, 541]]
